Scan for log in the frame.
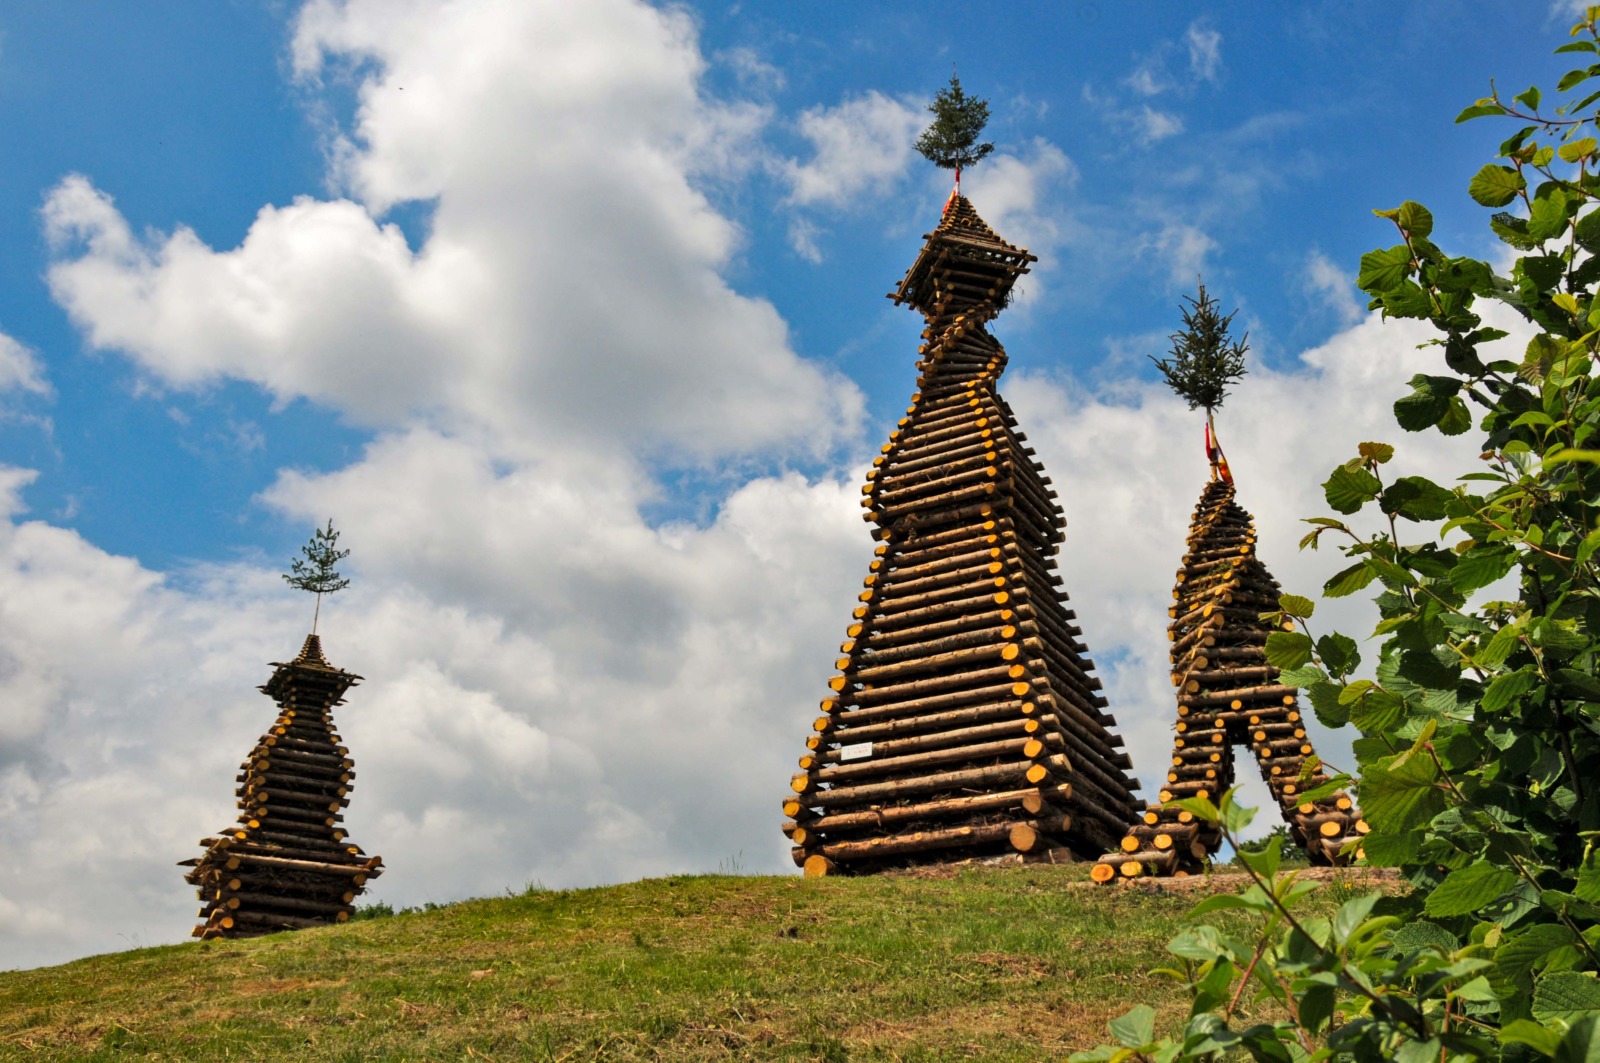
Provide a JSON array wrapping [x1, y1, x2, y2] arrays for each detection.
[[855, 622, 1013, 665], [1180, 685, 1298, 709], [220, 891, 357, 916], [813, 816, 1065, 862], [250, 804, 341, 826], [840, 663, 1026, 705], [828, 699, 1034, 744], [845, 641, 1019, 685], [802, 855, 837, 877], [832, 688, 1033, 728], [856, 578, 1005, 622], [871, 465, 1000, 508], [872, 482, 997, 521], [804, 758, 1045, 808], [819, 714, 1048, 762], [227, 852, 375, 877], [814, 732, 1065, 784], [885, 440, 999, 477], [793, 785, 1073, 836], [225, 908, 347, 930]]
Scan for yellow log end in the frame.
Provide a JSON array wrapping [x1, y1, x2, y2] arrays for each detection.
[[802, 855, 836, 878], [1009, 824, 1039, 852]]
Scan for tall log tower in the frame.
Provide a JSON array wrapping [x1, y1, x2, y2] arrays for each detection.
[[1092, 475, 1368, 881], [781, 196, 1142, 875], [181, 634, 382, 937]]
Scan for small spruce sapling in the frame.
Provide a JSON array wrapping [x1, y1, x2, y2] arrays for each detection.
[[1150, 283, 1250, 423], [283, 519, 351, 635], [914, 74, 994, 192]]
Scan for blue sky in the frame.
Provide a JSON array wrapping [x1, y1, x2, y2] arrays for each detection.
[[0, 2, 1575, 566], [0, 1, 1579, 967]]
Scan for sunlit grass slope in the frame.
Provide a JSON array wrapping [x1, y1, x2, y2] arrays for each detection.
[[1, 865, 1257, 1061]]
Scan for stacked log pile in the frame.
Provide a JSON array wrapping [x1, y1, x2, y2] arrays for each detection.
[[179, 634, 382, 938], [782, 196, 1143, 876], [1092, 477, 1367, 882]]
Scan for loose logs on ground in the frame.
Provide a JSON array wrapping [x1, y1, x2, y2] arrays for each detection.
[[1091, 478, 1367, 884], [780, 195, 1142, 875], [179, 634, 383, 938]]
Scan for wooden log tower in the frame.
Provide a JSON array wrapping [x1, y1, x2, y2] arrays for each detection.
[[179, 634, 382, 937], [782, 196, 1143, 875], [1091, 476, 1368, 882]]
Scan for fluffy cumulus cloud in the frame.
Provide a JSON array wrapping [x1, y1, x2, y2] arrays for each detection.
[[776, 90, 925, 261], [44, 0, 859, 464], [780, 91, 923, 209]]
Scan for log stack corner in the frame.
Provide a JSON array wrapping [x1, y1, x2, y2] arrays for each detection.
[[1091, 477, 1369, 883], [179, 633, 382, 937], [781, 194, 1143, 875]]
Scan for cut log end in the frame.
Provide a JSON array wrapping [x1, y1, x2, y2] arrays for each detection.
[[1089, 862, 1116, 884], [1008, 823, 1039, 852], [802, 855, 837, 878]]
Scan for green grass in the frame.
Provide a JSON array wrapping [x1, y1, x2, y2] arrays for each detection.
[[1, 865, 1289, 1061]]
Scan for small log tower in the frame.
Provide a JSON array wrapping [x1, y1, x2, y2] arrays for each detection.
[[180, 634, 382, 937], [1092, 475, 1368, 882], [782, 196, 1142, 875]]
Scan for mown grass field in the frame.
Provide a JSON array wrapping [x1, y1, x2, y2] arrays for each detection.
[[0, 864, 1376, 1061]]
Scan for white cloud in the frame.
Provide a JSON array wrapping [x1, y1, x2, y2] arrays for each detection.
[[1125, 64, 1168, 99], [718, 45, 784, 95], [779, 91, 923, 208], [45, 0, 861, 465], [1137, 105, 1185, 143], [0, 332, 48, 396], [1186, 22, 1222, 83], [1143, 222, 1217, 286], [1082, 86, 1184, 147], [787, 216, 825, 264], [1304, 249, 1364, 326]]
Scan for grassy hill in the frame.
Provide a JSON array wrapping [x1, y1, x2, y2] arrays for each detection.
[[0, 864, 1363, 1061]]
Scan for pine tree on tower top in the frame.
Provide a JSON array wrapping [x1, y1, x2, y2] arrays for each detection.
[[914, 74, 994, 193]]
